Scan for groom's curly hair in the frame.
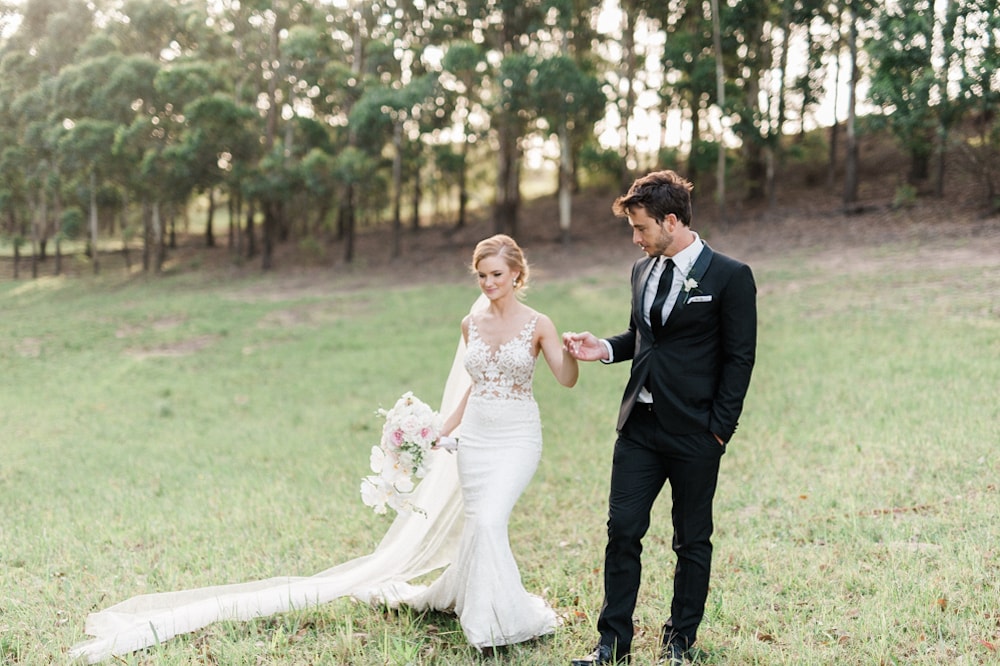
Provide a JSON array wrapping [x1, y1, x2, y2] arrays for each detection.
[[612, 169, 694, 227]]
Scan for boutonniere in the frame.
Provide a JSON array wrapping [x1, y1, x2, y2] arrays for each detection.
[[682, 265, 701, 304]]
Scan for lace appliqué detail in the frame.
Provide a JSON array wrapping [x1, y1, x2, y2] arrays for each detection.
[[465, 316, 538, 401]]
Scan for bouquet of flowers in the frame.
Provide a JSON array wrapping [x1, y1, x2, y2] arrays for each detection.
[[360, 391, 443, 515]]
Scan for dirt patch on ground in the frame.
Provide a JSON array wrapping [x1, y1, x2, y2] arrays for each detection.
[[124, 334, 219, 359]]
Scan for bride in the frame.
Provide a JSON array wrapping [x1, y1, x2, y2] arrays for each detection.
[[70, 233, 578, 662]]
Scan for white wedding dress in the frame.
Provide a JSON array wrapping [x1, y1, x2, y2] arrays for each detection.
[[70, 296, 555, 662], [360, 313, 559, 648]]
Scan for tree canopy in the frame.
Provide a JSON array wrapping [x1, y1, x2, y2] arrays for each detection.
[[1, 0, 998, 274]]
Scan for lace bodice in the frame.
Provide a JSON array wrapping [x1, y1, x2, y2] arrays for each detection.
[[464, 315, 538, 401]]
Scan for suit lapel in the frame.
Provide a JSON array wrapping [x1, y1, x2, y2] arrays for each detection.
[[664, 244, 714, 325]]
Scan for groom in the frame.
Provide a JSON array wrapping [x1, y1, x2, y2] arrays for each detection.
[[564, 170, 756, 665]]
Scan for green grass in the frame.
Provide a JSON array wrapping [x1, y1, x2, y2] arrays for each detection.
[[1, 238, 998, 665]]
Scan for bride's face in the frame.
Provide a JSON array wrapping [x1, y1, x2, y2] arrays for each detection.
[[476, 255, 519, 300]]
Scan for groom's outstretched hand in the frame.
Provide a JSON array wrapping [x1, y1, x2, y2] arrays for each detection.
[[562, 332, 610, 362]]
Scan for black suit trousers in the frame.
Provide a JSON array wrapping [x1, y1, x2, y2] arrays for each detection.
[[597, 403, 723, 654]]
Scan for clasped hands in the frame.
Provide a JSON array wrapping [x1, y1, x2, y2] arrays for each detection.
[[561, 331, 609, 362]]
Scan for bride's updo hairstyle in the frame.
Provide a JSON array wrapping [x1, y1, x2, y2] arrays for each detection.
[[471, 233, 530, 297]]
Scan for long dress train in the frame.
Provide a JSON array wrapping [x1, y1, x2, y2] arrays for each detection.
[[69, 298, 486, 664]]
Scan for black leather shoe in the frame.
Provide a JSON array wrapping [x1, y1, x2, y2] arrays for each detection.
[[570, 644, 630, 665], [655, 642, 686, 666]]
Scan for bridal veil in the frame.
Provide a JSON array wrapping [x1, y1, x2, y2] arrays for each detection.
[[70, 296, 486, 663]]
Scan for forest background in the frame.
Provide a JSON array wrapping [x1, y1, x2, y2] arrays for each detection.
[[2, 0, 1000, 277]]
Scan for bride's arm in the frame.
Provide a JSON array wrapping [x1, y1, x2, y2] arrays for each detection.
[[537, 314, 579, 388], [440, 386, 470, 437]]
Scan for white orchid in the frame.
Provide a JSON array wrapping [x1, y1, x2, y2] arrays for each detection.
[[361, 392, 443, 516]]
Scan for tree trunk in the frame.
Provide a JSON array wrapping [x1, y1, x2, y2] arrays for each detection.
[[342, 185, 355, 263], [121, 194, 131, 271], [457, 135, 469, 229], [843, 1, 860, 210], [687, 101, 701, 186], [246, 200, 256, 259], [262, 202, 275, 271], [411, 161, 422, 232], [619, 7, 637, 190], [493, 120, 520, 237], [934, 128, 947, 198], [32, 190, 42, 279], [827, 4, 842, 189], [228, 190, 236, 250], [558, 120, 572, 245], [710, 0, 727, 223], [392, 118, 403, 259], [769, 0, 792, 209], [54, 184, 63, 276], [172, 206, 181, 249], [908, 149, 931, 185], [206, 187, 216, 247], [151, 201, 163, 273], [142, 200, 151, 272], [89, 170, 100, 275]]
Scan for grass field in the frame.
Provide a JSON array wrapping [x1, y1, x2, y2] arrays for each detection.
[[1, 229, 998, 665]]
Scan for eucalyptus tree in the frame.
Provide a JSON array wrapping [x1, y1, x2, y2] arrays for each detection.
[[841, 0, 867, 208], [201, 0, 328, 266], [300, 147, 338, 240], [927, 0, 993, 198], [3, 92, 56, 274], [720, 0, 782, 202], [435, 0, 544, 237], [373, 0, 457, 234], [864, 0, 986, 196], [176, 93, 260, 248], [45, 52, 160, 273], [867, 0, 938, 187], [0, 144, 27, 260], [757, 0, 833, 206], [57, 120, 119, 273], [789, 0, 832, 140], [111, 0, 222, 60], [439, 40, 489, 229], [952, 1, 1000, 209], [533, 54, 605, 244], [605, 0, 661, 188], [661, 0, 720, 184], [0, 0, 96, 275], [491, 51, 539, 237], [532, 0, 606, 244], [320, 0, 383, 262], [104, 57, 224, 271], [351, 74, 440, 258]]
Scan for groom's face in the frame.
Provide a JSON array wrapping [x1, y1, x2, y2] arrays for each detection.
[[628, 207, 673, 258]]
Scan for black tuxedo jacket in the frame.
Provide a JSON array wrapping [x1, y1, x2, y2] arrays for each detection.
[[606, 244, 757, 441]]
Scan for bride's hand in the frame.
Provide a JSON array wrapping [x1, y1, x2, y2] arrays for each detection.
[[435, 436, 459, 452]]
